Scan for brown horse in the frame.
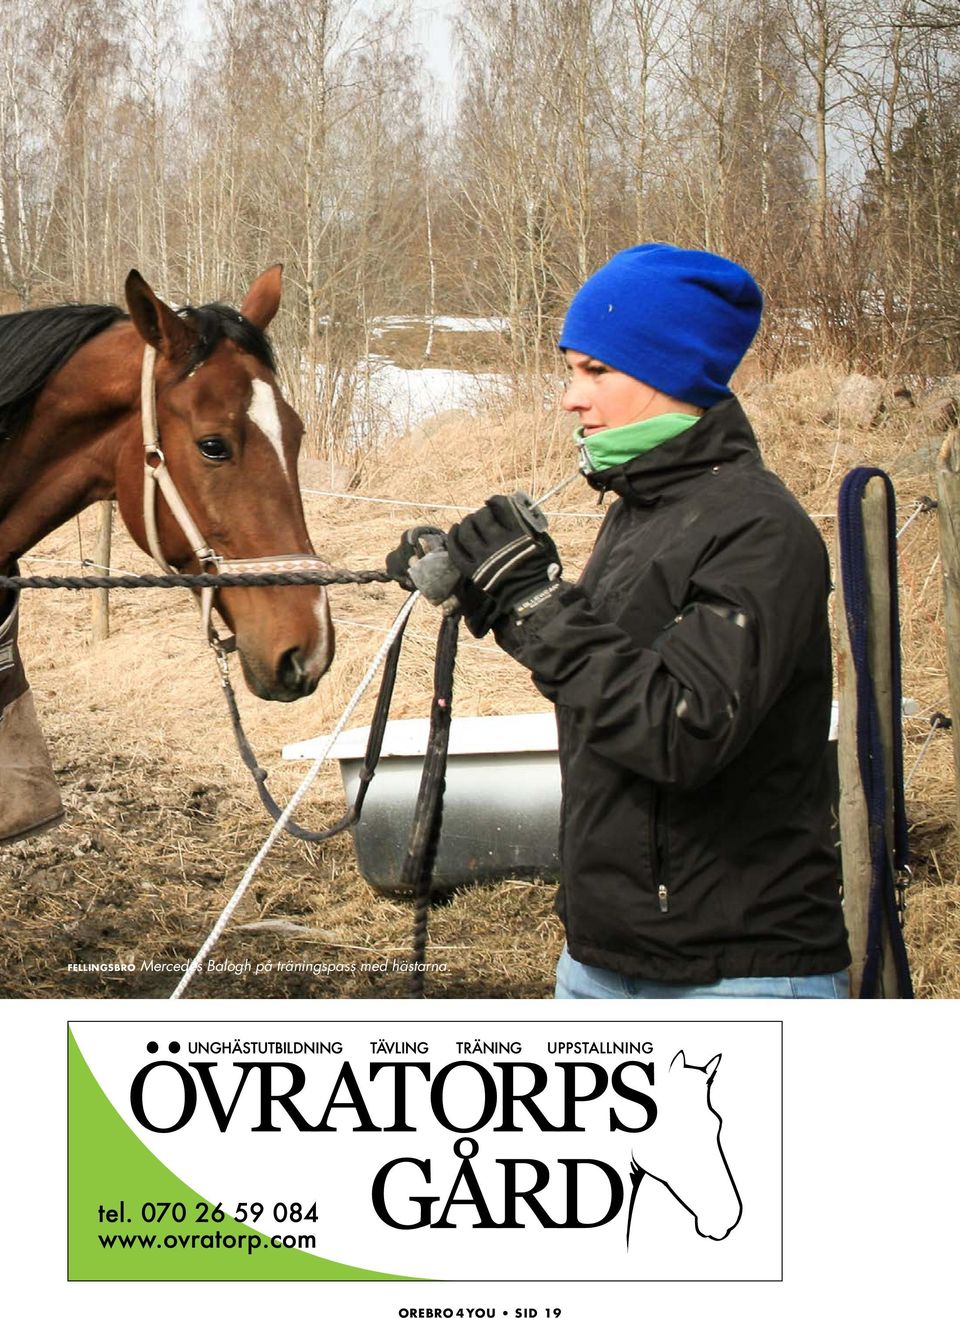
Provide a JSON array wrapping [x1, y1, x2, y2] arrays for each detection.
[[0, 266, 334, 699]]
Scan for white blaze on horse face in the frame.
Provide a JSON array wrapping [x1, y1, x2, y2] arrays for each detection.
[[247, 379, 289, 478], [305, 593, 334, 673]]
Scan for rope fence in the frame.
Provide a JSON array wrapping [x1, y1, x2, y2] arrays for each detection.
[[300, 486, 605, 519], [0, 568, 393, 592]]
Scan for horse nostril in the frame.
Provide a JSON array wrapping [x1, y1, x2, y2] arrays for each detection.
[[278, 647, 310, 694]]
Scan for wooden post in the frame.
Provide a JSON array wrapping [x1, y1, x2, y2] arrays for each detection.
[[835, 476, 901, 997], [938, 435, 960, 833], [89, 500, 113, 643], [835, 523, 870, 997]]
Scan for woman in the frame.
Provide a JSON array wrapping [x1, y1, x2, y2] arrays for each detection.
[[393, 243, 850, 999]]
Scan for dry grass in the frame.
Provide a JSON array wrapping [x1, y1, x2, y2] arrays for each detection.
[[0, 363, 956, 998]]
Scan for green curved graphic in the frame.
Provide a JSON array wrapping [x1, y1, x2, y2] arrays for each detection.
[[67, 1030, 420, 1281]]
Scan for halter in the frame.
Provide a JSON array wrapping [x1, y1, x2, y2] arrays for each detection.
[[139, 343, 330, 648]]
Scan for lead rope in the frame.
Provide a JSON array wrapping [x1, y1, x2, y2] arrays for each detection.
[[838, 467, 913, 998], [170, 591, 420, 1000], [216, 589, 460, 993], [173, 593, 457, 1001]]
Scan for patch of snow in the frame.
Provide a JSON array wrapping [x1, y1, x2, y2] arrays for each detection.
[[372, 314, 510, 334], [302, 355, 509, 448], [357, 358, 507, 442], [427, 315, 510, 333]]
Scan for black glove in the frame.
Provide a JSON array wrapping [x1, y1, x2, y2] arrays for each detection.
[[385, 525, 448, 590], [386, 525, 463, 609], [446, 494, 563, 637]]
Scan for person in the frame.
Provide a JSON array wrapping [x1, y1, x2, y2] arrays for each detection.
[[389, 243, 850, 999]]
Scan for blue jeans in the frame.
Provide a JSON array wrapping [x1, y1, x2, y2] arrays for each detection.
[[555, 945, 850, 999]]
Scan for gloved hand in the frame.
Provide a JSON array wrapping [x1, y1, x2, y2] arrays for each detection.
[[385, 525, 448, 589], [385, 525, 462, 609], [446, 494, 563, 637]]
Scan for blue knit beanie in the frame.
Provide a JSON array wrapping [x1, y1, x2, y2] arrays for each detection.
[[559, 244, 763, 409]]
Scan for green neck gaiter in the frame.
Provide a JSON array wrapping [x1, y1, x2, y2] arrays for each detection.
[[576, 413, 700, 474]]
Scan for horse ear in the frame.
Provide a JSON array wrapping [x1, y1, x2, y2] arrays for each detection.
[[125, 271, 197, 362], [240, 264, 283, 329], [704, 1054, 721, 1080], [670, 1050, 687, 1071]]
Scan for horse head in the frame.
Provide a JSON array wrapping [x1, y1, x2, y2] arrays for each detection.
[[116, 267, 334, 701], [630, 1050, 742, 1243]]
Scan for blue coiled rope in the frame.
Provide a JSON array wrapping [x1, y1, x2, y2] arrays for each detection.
[[837, 468, 912, 998]]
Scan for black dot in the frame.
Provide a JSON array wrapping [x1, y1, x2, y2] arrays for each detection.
[[146, 1041, 159, 1054], [169, 1041, 181, 1054]]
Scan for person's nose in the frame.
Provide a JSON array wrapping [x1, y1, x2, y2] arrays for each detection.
[[562, 377, 587, 413]]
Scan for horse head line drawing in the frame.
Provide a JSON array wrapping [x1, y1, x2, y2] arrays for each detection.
[[626, 1049, 743, 1247]]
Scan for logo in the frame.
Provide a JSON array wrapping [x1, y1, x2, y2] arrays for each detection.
[[69, 1021, 781, 1281], [626, 1051, 742, 1246]]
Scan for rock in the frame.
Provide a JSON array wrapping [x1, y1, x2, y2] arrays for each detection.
[[891, 441, 946, 477], [824, 373, 885, 428], [917, 375, 960, 432]]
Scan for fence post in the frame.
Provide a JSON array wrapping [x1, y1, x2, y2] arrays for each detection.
[[90, 500, 113, 642], [938, 435, 960, 834], [835, 476, 900, 997]]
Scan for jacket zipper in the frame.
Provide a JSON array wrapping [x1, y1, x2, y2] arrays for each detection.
[[651, 790, 669, 913]]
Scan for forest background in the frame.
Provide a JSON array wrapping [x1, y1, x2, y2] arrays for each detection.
[[3, 0, 960, 449]]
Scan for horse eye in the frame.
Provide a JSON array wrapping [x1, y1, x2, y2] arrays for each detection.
[[197, 436, 232, 462]]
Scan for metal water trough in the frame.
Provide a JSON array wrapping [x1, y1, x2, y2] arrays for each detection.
[[283, 712, 562, 895], [283, 699, 889, 896]]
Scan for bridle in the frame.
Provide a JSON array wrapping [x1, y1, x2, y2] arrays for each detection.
[[139, 342, 330, 649]]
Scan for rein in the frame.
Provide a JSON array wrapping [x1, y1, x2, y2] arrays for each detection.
[[213, 621, 407, 845], [402, 610, 460, 998], [216, 598, 461, 997]]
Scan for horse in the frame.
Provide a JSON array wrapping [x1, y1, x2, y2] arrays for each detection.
[[0, 266, 334, 841], [627, 1050, 742, 1244]]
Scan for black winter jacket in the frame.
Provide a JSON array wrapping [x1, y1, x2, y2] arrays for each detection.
[[496, 397, 850, 983]]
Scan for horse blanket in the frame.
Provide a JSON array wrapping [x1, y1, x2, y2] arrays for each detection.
[[0, 580, 64, 843]]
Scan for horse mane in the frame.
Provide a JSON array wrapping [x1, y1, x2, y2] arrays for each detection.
[[0, 304, 126, 439], [179, 303, 277, 376], [0, 298, 276, 441]]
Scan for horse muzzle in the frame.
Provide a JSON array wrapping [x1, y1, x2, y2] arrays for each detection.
[[238, 643, 325, 702], [234, 587, 335, 702]]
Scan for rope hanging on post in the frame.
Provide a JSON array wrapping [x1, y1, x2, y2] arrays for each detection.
[[838, 467, 912, 999]]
